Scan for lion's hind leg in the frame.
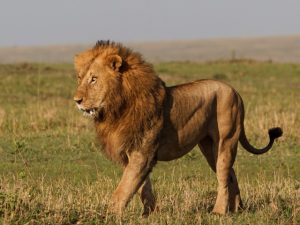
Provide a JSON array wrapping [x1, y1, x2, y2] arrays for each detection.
[[198, 136, 216, 172], [138, 176, 156, 217], [228, 168, 243, 212], [199, 135, 242, 214], [212, 138, 243, 214]]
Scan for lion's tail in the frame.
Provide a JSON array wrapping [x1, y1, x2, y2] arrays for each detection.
[[239, 124, 283, 155], [237, 93, 283, 155]]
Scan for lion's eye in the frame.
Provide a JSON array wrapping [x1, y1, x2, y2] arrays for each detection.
[[90, 76, 97, 84]]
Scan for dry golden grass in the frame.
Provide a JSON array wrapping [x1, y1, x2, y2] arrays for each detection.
[[0, 172, 299, 224]]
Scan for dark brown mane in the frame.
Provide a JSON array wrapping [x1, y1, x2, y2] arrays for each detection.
[[93, 40, 120, 49], [74, 41, 167, 163]]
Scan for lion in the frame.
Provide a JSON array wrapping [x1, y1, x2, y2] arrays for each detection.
[[73, 40, 282, 216]]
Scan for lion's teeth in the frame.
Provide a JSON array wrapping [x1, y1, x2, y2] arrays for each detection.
[[81, 108, 96, 117]]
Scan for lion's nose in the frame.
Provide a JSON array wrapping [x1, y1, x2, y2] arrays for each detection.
[[74, 97, 83, 104]]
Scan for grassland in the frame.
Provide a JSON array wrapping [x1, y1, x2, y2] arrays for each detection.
[[0, 61, 299, 224]]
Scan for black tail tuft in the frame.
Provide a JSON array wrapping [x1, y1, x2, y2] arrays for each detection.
[[268, 127, 283, 140]]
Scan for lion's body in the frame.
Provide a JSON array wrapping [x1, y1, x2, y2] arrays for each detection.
[[158, 80, 241, 161], [73, 41, 282, 216]]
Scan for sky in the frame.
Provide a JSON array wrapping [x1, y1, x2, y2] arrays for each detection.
[[0, 0, 300, 47]]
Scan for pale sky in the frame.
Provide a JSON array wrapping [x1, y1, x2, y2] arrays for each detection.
[[0, 0, 299, 47]]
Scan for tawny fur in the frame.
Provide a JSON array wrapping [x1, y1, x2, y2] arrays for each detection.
[[73, 41, 282, 216]]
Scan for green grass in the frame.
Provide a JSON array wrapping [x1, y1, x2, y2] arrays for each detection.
[[0, 61, 299, 224]]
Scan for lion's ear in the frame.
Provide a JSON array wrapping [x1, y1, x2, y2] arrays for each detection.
[[107, 55, 122, 72]]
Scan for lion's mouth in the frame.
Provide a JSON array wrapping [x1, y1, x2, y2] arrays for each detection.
[[81, 108, 97, 117], [76, 105, 98, 117]]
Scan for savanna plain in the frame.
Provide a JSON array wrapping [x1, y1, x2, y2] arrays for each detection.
[[0, 60, 299, 224]]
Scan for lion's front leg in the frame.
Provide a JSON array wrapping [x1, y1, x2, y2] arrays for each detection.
[[110, 151, 155, 215]]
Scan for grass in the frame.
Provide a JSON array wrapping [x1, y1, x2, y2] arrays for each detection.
[[0, 61, 299, 224]]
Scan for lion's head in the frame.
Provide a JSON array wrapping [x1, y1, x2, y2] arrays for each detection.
[[73, 41, 123, 117], [73, 40, 166, 123]]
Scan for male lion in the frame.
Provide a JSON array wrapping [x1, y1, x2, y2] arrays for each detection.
[[73, 41, 282, 216]]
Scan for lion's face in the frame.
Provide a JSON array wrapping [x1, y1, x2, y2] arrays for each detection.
[[73, 52, 122, 117]]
